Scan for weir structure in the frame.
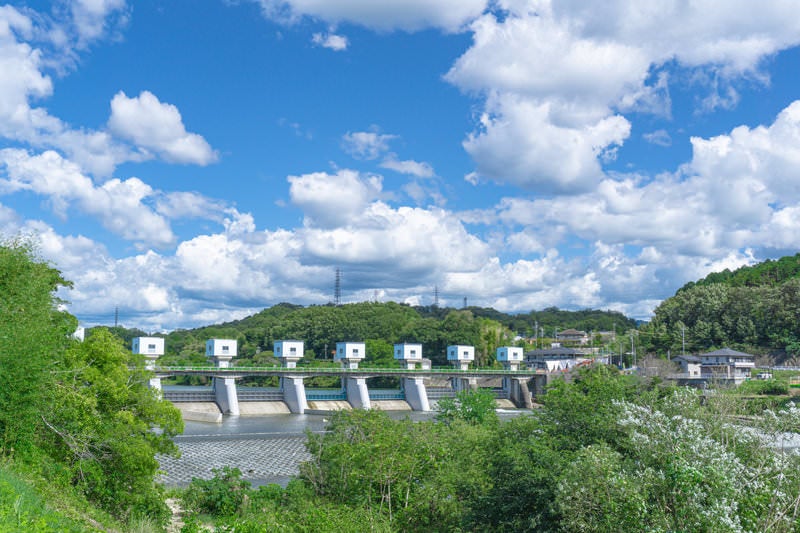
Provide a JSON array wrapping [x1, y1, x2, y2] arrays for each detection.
[[135, 338, 545, 415]]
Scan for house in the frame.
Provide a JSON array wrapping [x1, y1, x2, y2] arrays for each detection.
[[697, 348, 755, 384], [673, 355, 702, 377], [556, 329, 589, 345], [670, 348, 755, 386], [525, 345, 591, 372]]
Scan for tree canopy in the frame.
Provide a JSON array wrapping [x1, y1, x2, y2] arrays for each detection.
[[0, 241, 182, 527]]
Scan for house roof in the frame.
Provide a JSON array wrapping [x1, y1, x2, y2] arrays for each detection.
[[525, 346, 585, 359], [557, 329, 586, 336], [699, 348, 755, 358], [673, 355, 701, 363]]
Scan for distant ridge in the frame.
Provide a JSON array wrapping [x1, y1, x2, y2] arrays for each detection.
[[679, 252, 800, 292]]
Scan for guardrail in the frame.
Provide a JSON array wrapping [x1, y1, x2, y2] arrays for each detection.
[[156, 365, 543, 378], [162, 390, 216, 402], [306, 389, 348, 401], [236, 388, 284, 401]]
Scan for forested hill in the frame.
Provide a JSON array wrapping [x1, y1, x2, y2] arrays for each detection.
[[678, 252, 800, 291], [109, 303, 636, 367], [643, 252, 800, 358]]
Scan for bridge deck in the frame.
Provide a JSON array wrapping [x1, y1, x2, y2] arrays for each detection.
[[156, 365, 543, 379]]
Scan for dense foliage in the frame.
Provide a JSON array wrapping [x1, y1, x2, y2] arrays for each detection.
[[107, 302, 635, 374], [0, 242, 183, 529], [679, 253, 800, 290], [642, 278, 800, 356], [639, 252, 800, 357]]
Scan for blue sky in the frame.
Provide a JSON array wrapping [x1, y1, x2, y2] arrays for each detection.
[[2, 1, 800, 331]]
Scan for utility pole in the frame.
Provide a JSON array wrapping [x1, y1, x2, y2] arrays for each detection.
[[630, 331, 636, 368], [681, 325, 686, 357]]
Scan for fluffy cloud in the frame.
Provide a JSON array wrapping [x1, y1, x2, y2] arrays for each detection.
[[301, 202, 490, 275], [0, 7, 213, 177], [463, 94, 631, 192], [448, 0, 800, 191], [254, 0, 489, 32], [289, 169, 383, 228], [108, 91, 218, 166], [69, 0, 129, 45], [470, 99, 800, 308], [311, 31, 348, 51], [0, 148, 175, 247]]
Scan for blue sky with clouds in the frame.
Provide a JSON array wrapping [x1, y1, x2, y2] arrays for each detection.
[[3, 0, 800, 331]]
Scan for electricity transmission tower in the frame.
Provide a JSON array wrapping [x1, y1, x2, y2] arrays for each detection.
[[334, 268, 342, 306]]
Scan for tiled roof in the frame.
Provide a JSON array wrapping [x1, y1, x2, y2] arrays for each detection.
[[699, 348, 754, 358], [525, 346, 585, 358]]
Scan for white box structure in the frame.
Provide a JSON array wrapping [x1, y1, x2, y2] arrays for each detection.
[[496, 346, 524, 363], [448, 344, 474, 371], [335, 342, 366, 369], [206, 339, 238, 357], [132, 337, 164, 374], [206, 339, 237, 368], [394, 343, 422, 360], [132, 337, 165, 356], [447, 345, 475, 362], [395, 343, 422, 369], [275, 340, 304, 368], [497, 346, 524, 371]]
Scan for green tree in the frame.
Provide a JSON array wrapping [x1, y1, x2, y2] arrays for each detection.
[[436, 388, 498, 426], [45, 329, 183, 522], [0, 241, 75, 455]]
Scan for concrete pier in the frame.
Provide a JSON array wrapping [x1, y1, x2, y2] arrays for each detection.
[[345, 377, 371, 409], [403, 377, 430, 411], [509, 378, 533, 409], [282, 376, 308, 414], [214, 377, 240, 415], [207, 339, 240, 415]]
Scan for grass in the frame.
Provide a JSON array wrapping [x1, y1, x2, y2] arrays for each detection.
[[0, 460, 132, 532]]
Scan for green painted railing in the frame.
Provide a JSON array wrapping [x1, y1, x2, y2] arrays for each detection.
[[156, 365, 542, 376]]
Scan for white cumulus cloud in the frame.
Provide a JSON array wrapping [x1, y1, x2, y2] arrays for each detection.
[[448, 0, 800, 192], [108, 90, 218, 166], [288, 169, 383, 228]]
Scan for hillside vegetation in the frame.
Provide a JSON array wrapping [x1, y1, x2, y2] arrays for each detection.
[[679, 253, 800, 290], [642, 253, 800, 358], [115, 303, 636, 370]]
